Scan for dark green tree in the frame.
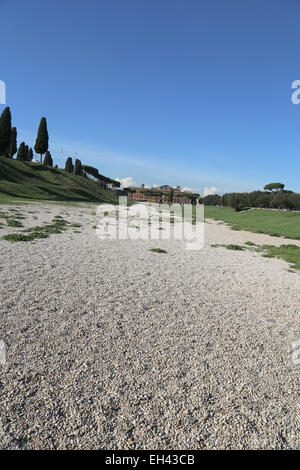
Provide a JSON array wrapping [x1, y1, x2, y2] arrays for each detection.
[[0, 107, 12, 156], [264, 182, 285, 193], [27, 147, 33, 162], [82, 165, 99, 179], [74, 158, 82, 175], [168, 188, 174, 204], [16, 142, 26, 161], [43, 151, 53, 166], [24, 145, 29, 161], [65, 156, 74, 173], [34, 117, 49, 162], [10, 127, 17, 158]]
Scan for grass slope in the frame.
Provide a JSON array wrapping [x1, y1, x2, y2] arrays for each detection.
[[0, 157, 118, 204], [205, 206, 300, 240]]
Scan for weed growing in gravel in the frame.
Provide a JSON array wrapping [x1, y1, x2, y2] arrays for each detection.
[[258, 244, 300, 270], [2, 232, 49, 242], [2, 217, 72, 242], [150, 248, 167, 253], [212, 244, 245, 251], [6, 219, 24, 227], [212, 241, 300, 270]]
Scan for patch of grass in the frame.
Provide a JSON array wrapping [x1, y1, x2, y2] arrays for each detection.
[[258, 244, 300, 270], [6, 219, 24, 227], [23, 217, 68, 235], [70, 223, 82, 227], [212, 239, 300, 270], [212, 244, 245, 251], [2, 232, 49, 242], [150, 248, 167, 253], [204, 206, 300, 240]]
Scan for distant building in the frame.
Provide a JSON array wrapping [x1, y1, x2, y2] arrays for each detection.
[[126, 184, 191, 204]]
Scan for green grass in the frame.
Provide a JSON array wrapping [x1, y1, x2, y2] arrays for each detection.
[[2, 232, 49, 242], [6, 219, 24, 227], [217, 244, 245, 251], [212, 241, 300, 270], [257, 244, 300, 270], [22, 217, 68, 234], [204, 206, 300, 240], [0, 157, 119, 204], [150, 248, 167, 253], [2, 217, 72, 242]]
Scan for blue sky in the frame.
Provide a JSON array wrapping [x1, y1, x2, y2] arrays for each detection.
[[1, 0, 300, 195]]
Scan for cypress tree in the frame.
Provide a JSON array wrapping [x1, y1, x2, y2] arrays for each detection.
[[10, 127, 17, 158], [16, 142, 26, 161], [65, 157, 74, 173], [24, 145, 29, 161], [34, 117, 49, 163], [43, 151, 53, 166], [0, 107, 12, 157], [74, 158, 82, 175], [27, 147, 33, 161]]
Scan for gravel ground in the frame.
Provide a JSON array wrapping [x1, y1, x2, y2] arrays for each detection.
[[0, 202, 299, 449]]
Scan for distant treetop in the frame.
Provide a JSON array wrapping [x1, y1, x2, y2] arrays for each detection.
[[264, 183, 285, 192]]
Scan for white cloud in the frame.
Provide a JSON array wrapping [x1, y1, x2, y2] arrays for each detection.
[[203, 186, 218, 197], [115, 176, 138, 189], [182, 186, 192, 193]]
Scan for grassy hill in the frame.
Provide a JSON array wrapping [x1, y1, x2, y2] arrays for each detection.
[[0, 157, 118, 204]]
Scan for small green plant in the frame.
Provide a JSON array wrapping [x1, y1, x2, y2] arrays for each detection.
[[2, 232, 49, 242], [212, 244, 244, 251], [245, 241, 256, 246], [7, 219, 24, 227], [150, 248, 167, 253]]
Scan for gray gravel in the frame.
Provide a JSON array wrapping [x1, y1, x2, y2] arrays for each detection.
[[0, 203, 299, 449]]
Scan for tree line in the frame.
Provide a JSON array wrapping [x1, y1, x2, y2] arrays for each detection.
[[0, 107, 120, 187], [200, 182, 300, 211]]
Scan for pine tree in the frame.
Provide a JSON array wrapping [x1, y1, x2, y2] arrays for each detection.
[[65, 157, 74, 173], [16, 142, 26, 161], [34, 117, 49, 163], [74, 158, 82, 175], [10, 127, 17, 158], [43, 151, 53, 166], [0, 107, 12, 157], [28, 147, 33, 162]]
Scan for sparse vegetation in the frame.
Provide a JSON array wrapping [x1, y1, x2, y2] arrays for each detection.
[[212, 241, 300, 270], [7, 219, 23, 227]]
